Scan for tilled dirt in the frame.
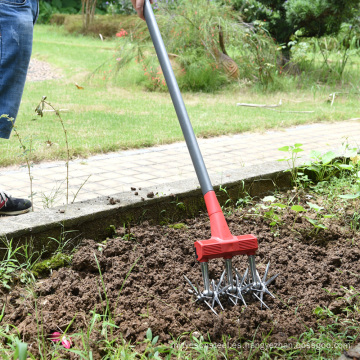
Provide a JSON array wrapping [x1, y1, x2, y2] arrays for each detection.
[[2, 190, 360, 358]]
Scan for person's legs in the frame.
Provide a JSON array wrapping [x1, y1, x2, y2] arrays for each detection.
[[0, 0, 38, 137], [0, 0, 38, 214]]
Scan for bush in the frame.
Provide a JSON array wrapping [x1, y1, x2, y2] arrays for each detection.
[[50, 13, 67, 25], [52, 14, 137, 37], [156, 0, 279, 88], [104, 0, 280, 92], [38, 0, 81, 24]]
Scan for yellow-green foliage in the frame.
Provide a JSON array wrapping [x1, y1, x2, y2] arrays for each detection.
[[168, 223, 188, 230], [50, 13, 138, 37], [32, 253, 72, 278]]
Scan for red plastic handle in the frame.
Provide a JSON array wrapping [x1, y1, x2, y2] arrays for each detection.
[[193, 191, 258, 262]]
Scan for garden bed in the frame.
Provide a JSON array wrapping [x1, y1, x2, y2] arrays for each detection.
[[1, 182, 360, 358]]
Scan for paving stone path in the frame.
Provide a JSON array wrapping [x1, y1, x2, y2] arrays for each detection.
[[1, 57, 359, 210]]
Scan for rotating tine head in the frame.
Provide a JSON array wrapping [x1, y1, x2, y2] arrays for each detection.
[[247, 256, 279, 309]]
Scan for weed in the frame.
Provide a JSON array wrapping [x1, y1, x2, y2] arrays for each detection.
[[278, 143, 304, 185], [0, 238, 42, 289], [0, 324, 28, 360], [71, 174, 91, 204], [106, 224, 117, 238], [122, 223, 135, 241], [302, 150, 341, 182], [219, 185, 235, 216], [41, 180, 65, 209], [290, 204, 306, 230], [253, 195, 287, 228], [35, 96, 71, 204], [48, 225, 80, 255], [350, 212, 360, 231], [305, 202, 335, 234]]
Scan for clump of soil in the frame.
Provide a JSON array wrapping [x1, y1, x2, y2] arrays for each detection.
[[2, 189, 360, 358]]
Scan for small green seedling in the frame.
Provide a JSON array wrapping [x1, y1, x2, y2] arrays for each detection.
[[305, 201, 334, 234], [278, 143, 304, 184]]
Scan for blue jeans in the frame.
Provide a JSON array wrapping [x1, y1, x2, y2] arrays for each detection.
[[0, 0, 38, 139]]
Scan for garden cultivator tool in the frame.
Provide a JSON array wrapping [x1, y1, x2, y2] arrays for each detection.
[[144, 0, 278, 314]]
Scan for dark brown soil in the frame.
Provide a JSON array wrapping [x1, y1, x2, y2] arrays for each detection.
[[2, 189, 360, 358]]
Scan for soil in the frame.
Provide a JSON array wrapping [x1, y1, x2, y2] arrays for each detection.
[[2, 188, 360, 358]]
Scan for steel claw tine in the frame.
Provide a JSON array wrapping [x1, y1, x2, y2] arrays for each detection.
[[195, 280, 202, 294], [222, 284, 231, 293], [235, 290, 247, 307], [211, 280, 225, 311], [217, 270, 226, 292], [252, 292, 269, 310], [239, 294, 247, 307], [265, 273, 279, 287], [236, 267, 248, 288], [215, 296, 225, 311], [228, 295, 237, 306], [184, 275, 199, 295], [264, 288, 276, 298], [255, 269, 261, 284], [262, 261, 270, 283], [204, 300, 218, 316], [228, 285, 238, 306], [242, 283, 252, 292]]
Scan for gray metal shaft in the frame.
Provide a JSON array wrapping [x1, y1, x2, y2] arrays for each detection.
[[201, 262, 211, 294], [144, 0, 213, 195], [225, 259, 234, 290], [248, 255, 260, 288]]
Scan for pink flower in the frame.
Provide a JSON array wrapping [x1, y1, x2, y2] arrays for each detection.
[[116, 29, 128, 37], [61, 336, 73, 349], [49, 332, 73, 349]]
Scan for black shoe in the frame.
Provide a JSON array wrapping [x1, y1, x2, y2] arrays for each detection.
[[0, 191, 32, 215]]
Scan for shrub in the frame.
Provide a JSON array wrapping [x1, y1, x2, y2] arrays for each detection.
[[57, 14, 136, 37], [104, 0, 280, 92]]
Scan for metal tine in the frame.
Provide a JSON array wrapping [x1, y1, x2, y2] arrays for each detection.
[[235, 272, 247, 307], [232, 272, 240, 305], [235, 268, 252, 294], [184, 275, 199, 296], [195, 280, 206, 302], [228, 295, 237, 306], [262, 262, 271, 283], [265, 273, 279, 288], [217, 270, 226, 293], [252, 292, 269, 310], [255, 269, 262, 284], [226, 276, 246, 307], [204, 300, 218, 316], [211, 279, 224, 311], [235, 268, 250, 290]]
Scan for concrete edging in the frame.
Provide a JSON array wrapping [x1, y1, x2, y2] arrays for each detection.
[[0, 160, 291, 258]]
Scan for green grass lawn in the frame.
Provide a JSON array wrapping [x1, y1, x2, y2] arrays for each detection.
[[0, 24, 359, 167]]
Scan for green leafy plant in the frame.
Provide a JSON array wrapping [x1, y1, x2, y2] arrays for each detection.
[[0, 238, 41, 289], [302, 150, 341, 183], [278, 143, 304, 185], [305, 201, 334, 234], [262, 195, 287, 227]]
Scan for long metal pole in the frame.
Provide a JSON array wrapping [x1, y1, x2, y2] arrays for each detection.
[[144, 0, 213, 195]]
